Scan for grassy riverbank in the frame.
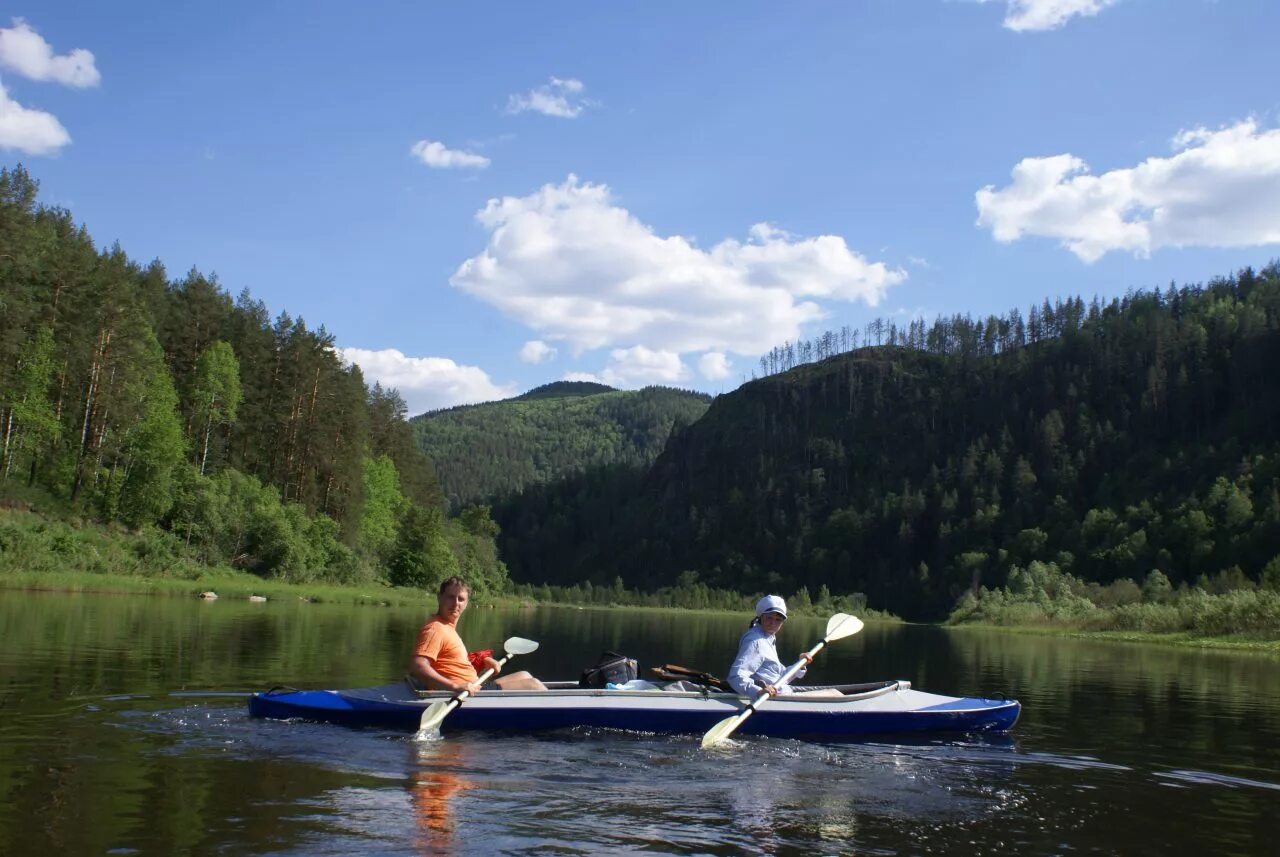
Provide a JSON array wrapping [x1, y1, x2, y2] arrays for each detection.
[[0, 506, 896, 618], [0, 567, 436, 606], [0, 505, 451, 607]]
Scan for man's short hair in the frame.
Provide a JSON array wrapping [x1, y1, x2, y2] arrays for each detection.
[[438, 575, 470, 596]]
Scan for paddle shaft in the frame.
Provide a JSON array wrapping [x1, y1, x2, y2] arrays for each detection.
[[439, 651, 512, 713], [740, 637, 828, 717]]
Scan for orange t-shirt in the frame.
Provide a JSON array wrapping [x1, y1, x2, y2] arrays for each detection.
[[413, 618, 479, 684]]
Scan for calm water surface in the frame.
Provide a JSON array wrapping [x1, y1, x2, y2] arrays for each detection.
[[0, 591, 1277, 855]]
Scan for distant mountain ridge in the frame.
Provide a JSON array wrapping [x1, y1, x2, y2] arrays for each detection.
[[419, 381, 617, 418], [411, 384, 711, 507], [513, 381, 616, 401]]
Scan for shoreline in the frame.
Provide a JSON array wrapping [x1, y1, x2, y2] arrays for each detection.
[[947, 621, 1280, 654], [0, 570, 893, 621], [3, 570, 1276, 652], [0, 569, 437, 607]]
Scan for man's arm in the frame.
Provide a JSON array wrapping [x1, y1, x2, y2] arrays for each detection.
[[408, 655, 481, 694]]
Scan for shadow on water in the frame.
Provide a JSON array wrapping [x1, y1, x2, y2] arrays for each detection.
[[2, 591, 1279, 854]]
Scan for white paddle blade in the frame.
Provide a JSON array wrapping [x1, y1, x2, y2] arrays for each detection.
[[417, 700, 453, 734], [701, 711, 749, 749], [503, 636, 540, 656], [824, 613, 864, 642]]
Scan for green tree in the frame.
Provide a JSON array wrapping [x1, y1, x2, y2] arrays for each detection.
[[1142, 569, 1173, 603], [388, 504, 458, 589], [1262, 557, 1280, 592], [2, 326, 60, 484], [189, 340, 242, 475], [359, 454, 408, 561], [118, 350, 186, 527], [1206, 477, 1253, 529], [458, 504, 500, 539]]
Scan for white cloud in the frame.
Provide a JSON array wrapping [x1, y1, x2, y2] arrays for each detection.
[[598, 346, 689, 387], [450, 176, 904, 358], [0, 80, 70, 155], [506, 77, 594, 119], [519, 339, 557, 363], [975, 119, 1280, 262], [410, 139, 490, 169], [338, 347, 515, 413], [0, 19, 99, 87], [562, 371, 605, 384], [697, 352, 732, 381], [969, 0, 1117, 32]]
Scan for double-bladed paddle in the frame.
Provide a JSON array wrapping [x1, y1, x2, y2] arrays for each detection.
[[700, 613, 864, 749], [416, 636, 539, 736]]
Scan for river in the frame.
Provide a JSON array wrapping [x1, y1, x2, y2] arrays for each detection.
[[0, 591, 1276, 855]]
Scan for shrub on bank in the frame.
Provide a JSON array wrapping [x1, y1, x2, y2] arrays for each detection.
[[0, 512, 209, 579], [949, 559, 1280, 638], [1099, 589, 1280, 636]]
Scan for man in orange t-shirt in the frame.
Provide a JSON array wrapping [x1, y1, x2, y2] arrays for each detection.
[[408, 576, 546, 692]]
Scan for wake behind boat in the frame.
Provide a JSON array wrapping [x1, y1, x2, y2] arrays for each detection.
[[247, 679, 1020, 740]]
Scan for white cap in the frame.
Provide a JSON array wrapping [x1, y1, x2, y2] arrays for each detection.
[[755, 595, 787, 618]]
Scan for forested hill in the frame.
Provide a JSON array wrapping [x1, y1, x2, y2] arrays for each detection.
[[411, 382, 711, 508], [0, 165, 509, 595], [493, 266, 1280, 620]]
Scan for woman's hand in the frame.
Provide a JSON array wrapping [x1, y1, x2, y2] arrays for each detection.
[[456, 679, 483, 695], [763, 684, 778, 697], [482, 656, 502, 675], [800, 653, 814, 665]]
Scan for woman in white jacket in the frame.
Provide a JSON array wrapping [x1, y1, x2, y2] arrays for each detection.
[[728, 595, 841, 697]]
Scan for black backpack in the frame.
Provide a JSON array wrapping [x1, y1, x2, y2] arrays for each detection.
[[579, 651, 639, 688]]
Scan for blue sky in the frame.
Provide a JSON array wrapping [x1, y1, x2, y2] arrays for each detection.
[[3, 1, 1278, 413]]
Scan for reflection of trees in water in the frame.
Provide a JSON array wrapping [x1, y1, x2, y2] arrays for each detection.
[[0, 592, 433, 695], [942, 627, 1280, 771], [947, 626, 1280, 702], [412, 741, 473, 851]]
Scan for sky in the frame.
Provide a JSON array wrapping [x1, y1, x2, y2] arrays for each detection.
[[2, 0, 1279, 414]]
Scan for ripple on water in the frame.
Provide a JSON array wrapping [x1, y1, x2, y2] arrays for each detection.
[[1154, 769, 1280, 792], [100, 700, 1050, 853], [88, 696, 1280, 856]]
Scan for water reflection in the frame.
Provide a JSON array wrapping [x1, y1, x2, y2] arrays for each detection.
[[411, 740, 474, 852]]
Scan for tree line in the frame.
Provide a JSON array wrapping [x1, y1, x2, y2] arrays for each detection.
[[0, 164, 506, 595], [759, 295, 1107, 378]]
